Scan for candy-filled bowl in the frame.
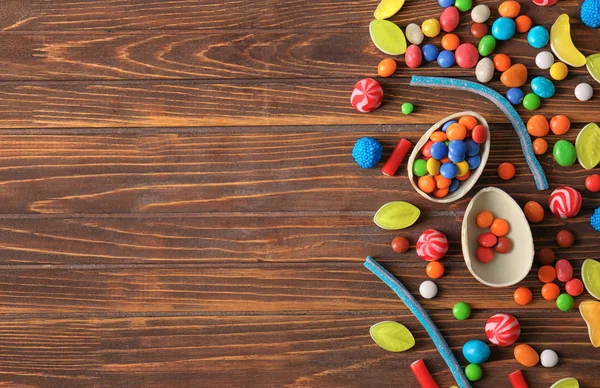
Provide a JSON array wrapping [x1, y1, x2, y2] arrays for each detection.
[[407, 111, 490, 203], [462, 187, 534, 288]]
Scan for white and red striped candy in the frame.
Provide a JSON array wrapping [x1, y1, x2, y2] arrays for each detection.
[[531, 0, 558, 6], [549, 186, 582, 219], [416, 229, 448, 261], [485, 313, 521, 347], [350, 78, 383, 113]]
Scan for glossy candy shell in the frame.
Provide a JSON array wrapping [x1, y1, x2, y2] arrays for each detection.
[[408, 111, 490, 203]]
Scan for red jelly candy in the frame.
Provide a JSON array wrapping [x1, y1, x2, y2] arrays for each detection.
[[478, 232, 498, 248], [555, 259, 573, 282], [565, 278, 584, 296], [495, 236, 512, 253], [476, 246, 494, 263], [586, 174, 600, 192], [471, 125, 487, 144]]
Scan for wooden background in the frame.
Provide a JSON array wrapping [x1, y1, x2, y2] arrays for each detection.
[[0, 0, 599, 387]]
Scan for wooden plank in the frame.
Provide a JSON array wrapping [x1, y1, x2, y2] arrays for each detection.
[[0, 213, 596, 265], [0, 0, 587, 31], [0, 263, 597, 313], [0, 30, 598, 81], [0, 313, 595, 387], [0, 79, 598, 127], [0, 130, 597, 214]]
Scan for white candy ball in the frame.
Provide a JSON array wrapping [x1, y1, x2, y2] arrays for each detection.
[[575, 83, 594, 101], [476, 57, 494, 83], [540, 349, 559, 367], [419, 280, 438, 299], [471, 4, 491, 23], [406, 23, 424, 45], [535, 51, 554, 70]]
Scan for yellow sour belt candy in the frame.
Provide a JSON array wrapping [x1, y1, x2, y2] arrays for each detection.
[[550, 14, 587, 67]]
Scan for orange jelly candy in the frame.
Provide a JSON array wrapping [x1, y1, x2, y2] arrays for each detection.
[[524, 201, 544, 223], [532, 138, 548, 155], [498, 0, 521, 18], [426, 261, 445, 279], [527, 115, 549, 137], [498, 162, 515, 180], [442, 33, 460, 51], [476, 211, 494, 228], [514, 287, 532, 305], [514, 344, 539, 367], [490, 218, 509, 236], [493, 54, 511, 72], [549, 114, 570, 135], [541, 282, 560, 301], [515, 15, 532, 33], [538, 265, 557, 283]]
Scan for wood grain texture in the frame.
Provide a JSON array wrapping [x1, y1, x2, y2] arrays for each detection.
[[0, 130, 597, 214], [0, 313, 595, 388]]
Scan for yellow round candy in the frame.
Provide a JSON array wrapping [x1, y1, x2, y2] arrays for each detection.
[[426, 158, 441, 175], [549, 62, 568, 81], [422, 18, 441, 38], [455, 160, 469, 177]]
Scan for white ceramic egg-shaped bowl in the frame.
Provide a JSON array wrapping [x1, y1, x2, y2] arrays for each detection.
[[462, 187, 534, 287], [407, 111, 490, 203]]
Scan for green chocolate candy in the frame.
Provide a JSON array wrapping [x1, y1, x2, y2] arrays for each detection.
[[455, 0, 473, 12], [402, 102, 414, 115], [553, 140, 577, 167], [465, 364, 482, 382], [452, 302, 471, 320], [523, 93, 541, 110], [478, 35, 496, 56], [413, 159, 428, 176], [556, 293, 574, 311]]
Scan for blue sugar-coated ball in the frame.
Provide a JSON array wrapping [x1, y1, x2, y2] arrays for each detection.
[[531, 76, 555, 98], [448, 140, 466, 156], [464, 139, 480, 156], [352, 137, 383, 168], [467, 154, 481, 169], [448, 152, 465, 163], [581, 0, 600, 28], [462, 340, 491, 365], [491, 17, 515, 41], [440, 162, 458, 179], [430, 142, 449, 160], [506, 87, 525, 105], [527, 26, 549, 48], [448, 179, 460, 193], [423, 44, 440, 62], [437, 50, 455, 68], [591, 207, 600, 231], [439, 0, 455, 7], [442, 120, 457, 132]]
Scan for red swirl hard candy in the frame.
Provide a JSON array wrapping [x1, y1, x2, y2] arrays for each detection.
[[485, 313, 521, 346], [548, 186, 582, 219], [350, 78, 383, 113], [416, 229, 449, 261], [531, 0, 558, 6]]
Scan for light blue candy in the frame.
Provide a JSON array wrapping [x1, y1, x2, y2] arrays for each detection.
[[442, 120, 457, 133], [491, 18, 515, 41], [440, 162, 458, 179], [462, 340, 491, 365], [448, 179, 460, 193], [531, 76, 555, 98], [527, 26, 549, 49], [464, 139, 480, 156], [467, 154, 481, 169]]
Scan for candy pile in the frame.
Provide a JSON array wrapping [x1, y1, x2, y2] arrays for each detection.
[[412, 115, 486, 199], [474, 210, 512, 263]]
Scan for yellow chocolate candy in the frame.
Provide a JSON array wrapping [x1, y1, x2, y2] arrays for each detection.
[[550, 62, 568, 81], [455, 160, 470, 177], [580, 300, 600, 347], [550, 14, 587, 67]]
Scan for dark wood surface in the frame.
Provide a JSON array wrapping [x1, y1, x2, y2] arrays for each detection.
[[0, 1, 598, 387]]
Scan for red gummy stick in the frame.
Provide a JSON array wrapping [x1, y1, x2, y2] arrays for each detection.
[[382, 138, 411, 176], [410, 359, 439, 388], [508, 370, 528, 388]]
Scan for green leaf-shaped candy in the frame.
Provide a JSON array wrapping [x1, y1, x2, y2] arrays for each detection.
[[373, 201, 420, 230], [575, 122, 600, 169], [370, 321, 415, 352], [550, 378, 579, 388], [369, 20, 407, 55]]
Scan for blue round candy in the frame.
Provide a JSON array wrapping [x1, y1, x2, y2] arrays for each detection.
[[430, 142, 448, 160], [591, 207, 600, 231], [506, 87, 525, 105], [448, 140, 466, 156], [438, 0, 455, 7], [448, 179, 460, 193], [467, 154, 481, 169], [440, 162, 458, 179], [448, 152, 464, 163], [422, 44, 439, 62], [352, 137, 383, 168], [437, 50, 455, 68], [442, 120, 457, 133], [462, 340, 491, 365], [491, 17, 515, 41], [464, 139, 480, 157], [527, 26, 549, 48], [531, 76, 555, 98]]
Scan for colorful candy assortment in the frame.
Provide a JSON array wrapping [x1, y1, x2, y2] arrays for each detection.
[[474, 210, 513, 263]]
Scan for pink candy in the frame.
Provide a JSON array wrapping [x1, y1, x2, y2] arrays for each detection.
[[486, 313, 521, 346], [440, 6, 459, 32], [350, 78, 383, 113], [531, 0, 558, 6], [549, 186, 582, 219], [416, 229, 449, 261]]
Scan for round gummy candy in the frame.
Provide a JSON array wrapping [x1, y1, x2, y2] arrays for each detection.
[[453, 302, 471, 320], [527, 26, 549, 49], [352, 137, 383, 168], [440, 162, 458, 179], [422, 44, 439, 61], [437, 50, 455, 68], [506, 88, 524, 105], [402, 102, 414, 115], [523, 93, 541, 110]]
